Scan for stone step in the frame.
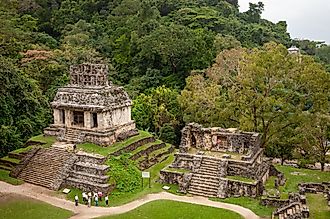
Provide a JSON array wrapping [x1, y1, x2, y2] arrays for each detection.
[[65, 177, 110, 193], [189, 180, 219, 189], [202, 158, 220, 164], [199, 164, 219, 170], [0, 165, 12, 171], [195, 171, 218, 178], [191, 175, 218, 182], [73, 162, 109, 175], [69, 170, 109, 184], [198, 168, 218, 174], [190, 179, 219, 187], [193, 173, 218, 180], [18, 148, 74, 190]]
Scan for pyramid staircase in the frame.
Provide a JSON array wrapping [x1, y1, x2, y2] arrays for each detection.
[[65, 151, 110, 193], [17, 147, 76, 190], [187, 157, 227, 197], [63, 128, 80, 143]]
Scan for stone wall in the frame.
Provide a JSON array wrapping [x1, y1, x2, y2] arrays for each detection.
[[261, 198, 290, 208], [225, 178, 263, 198], [179, 123, 261, 155], [10, 148, 41, 178], [298, 182, 329, 194], [170, 153, 197, 171], [159, 170, 185, 184], [131, 143, 166, 160], [111, 136, 155, 156], [139, 145, 175, 170], [227, 150, 269, 180]]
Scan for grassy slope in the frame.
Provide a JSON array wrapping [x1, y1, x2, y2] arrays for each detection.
[[28, 135, 57, 147], [97, 200, 243, 219], [0, 195, 73, 219], [0, 169, 23, 185], [307, 193, 330, 219], [77, 130, 152, 156]]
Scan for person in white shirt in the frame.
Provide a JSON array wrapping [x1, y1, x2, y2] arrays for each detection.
[[82, 192, 87, 203], [88, 197, 91, 208], [105, 195, 109, 206], [74, 195, 79, 206]]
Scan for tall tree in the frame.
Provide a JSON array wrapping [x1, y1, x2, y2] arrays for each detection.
[[180, 43, 330, 153]]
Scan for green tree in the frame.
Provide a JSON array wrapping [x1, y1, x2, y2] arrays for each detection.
[[0, 57, 50, 156], [296, 113, 330, 171], [180, 43, 330, 154], [132, 86, 182, 143]]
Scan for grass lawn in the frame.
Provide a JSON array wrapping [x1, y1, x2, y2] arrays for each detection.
[[97, 200, 244, 219], [307, 193, 330, 219], [275, 165, 330, 193], [211, 196, 275, 218], [77, 130, 153, 156], [0, 169, 24, 185], [0, 193, 73, 219], [11, 146, 34, 154], [28, 135, 57, 147], [1, 156, 21, 164]]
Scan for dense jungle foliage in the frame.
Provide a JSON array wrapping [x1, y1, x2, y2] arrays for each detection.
[[1, 0, 329, 168]]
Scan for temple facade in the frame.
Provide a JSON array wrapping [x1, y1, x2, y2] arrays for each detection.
[[44, 63, 137, 146], [160, 123, 270, 198]]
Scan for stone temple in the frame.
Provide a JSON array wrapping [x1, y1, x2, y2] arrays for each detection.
[[44, 63, 137, 145], [160, 123, 271, 198]]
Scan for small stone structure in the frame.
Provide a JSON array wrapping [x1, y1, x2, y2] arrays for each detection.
[[44, 63, 137, 145], [160, 123, 270, 198]]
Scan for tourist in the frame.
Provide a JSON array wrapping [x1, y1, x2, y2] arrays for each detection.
[[88, 191, 92, 200], [105, 195, 109, 206], [88, 197, 91, 208], [82, 192, 87, 203], [98, 191, 103, 201], [95, 195, 98, 206], [74, 195, 79, 206]]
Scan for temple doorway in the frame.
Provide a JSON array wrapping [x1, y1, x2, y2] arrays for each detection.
[[60, 109, 65, 124], [92, 113, 98, 128], [73, 111, 84, 127], [191, 134, 197, 147]]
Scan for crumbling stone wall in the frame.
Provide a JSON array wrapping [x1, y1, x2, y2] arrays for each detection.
[[159, 170, 184, 184], [170, 153, 197, 171], [179, 123, 261, 155], [226, 179, 263, 198]]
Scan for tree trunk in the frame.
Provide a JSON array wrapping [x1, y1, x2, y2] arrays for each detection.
[[321, 162, 325, 171]]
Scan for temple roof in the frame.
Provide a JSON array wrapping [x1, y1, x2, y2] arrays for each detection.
[[51, 64, 132, 111]]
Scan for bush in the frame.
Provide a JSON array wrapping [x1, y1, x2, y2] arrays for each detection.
[[106, 154, 141, 195]]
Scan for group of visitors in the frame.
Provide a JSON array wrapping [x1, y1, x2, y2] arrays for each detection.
[[74, 190, 109, 207]]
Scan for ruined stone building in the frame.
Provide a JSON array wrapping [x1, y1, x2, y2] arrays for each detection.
[[44, 63, 137, 145], [160, 123, 271, 198]]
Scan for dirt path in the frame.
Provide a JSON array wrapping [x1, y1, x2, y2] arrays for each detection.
[[0, 181, 260, 219]]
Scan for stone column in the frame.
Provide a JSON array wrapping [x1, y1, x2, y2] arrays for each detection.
[[98, 113, 104, 129], [65, 110, 72, 127], [53, 109, 60, 125], [84, 111, 91, 129]]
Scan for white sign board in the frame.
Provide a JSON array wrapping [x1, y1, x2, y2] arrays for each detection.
[[62, 188, 71, 194], [142, 171, 150, 178]]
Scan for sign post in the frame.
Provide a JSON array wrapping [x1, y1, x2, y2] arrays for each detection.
[[141, 171, 151, 188]]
